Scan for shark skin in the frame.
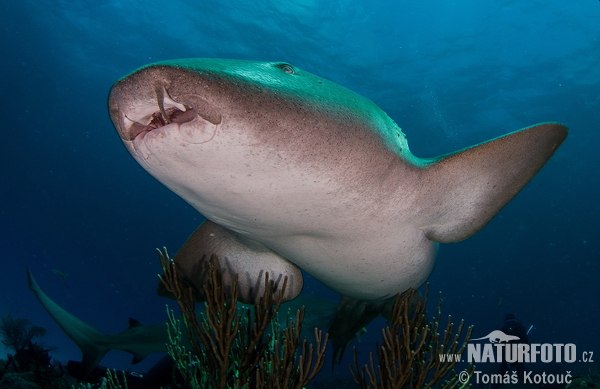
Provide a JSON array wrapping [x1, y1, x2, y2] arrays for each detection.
[[108, 59, 567, 306]]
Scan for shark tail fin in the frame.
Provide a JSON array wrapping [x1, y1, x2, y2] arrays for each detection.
[[421, 122, 567, 243], [26, 267, 111, 377]]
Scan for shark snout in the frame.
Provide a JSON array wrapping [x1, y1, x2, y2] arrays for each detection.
[[108, 66, 222, 144]]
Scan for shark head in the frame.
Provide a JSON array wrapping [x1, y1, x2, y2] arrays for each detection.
[[109, 59, 409, 152], [108, 59, 414, 221], [108, 58, 567, 302], [108, 59, 420, 301]]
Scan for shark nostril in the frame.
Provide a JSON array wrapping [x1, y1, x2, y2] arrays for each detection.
[[155, 87, 172, 125], [154, 86, 188, 126], [173, 94, 221, 125], [157, 99, 171, 124], [168, 105, 196, 124]]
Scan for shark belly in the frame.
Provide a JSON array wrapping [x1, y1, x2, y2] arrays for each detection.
[[260, 228, 438, 300], [131, 122, 433, 300]]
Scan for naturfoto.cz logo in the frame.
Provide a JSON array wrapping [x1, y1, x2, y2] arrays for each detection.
[[443, 329, 595, 386], [466, 330, 580, 363]]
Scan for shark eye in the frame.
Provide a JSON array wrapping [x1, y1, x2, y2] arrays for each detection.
[[280, 64, 295, 74]]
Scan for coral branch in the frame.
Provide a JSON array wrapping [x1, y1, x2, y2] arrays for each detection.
[[157, 248, 328, 389], [350, 286, 474, 389]]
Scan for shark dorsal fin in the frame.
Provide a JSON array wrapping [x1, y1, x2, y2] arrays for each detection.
[[128, 318, 144, 328]]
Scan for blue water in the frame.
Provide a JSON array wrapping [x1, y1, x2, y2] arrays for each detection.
[[1, 0, 598, 384]]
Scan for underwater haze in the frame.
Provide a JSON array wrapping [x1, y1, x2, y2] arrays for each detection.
[[1, 0, 599, 383]]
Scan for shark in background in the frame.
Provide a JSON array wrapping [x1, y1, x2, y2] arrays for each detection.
[[26, 267, 337, 377], [108, 59, 566, 360]]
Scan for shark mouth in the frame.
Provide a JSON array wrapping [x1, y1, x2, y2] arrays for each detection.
[[124, 105, 197, 141], [120, 88, 222, 142]]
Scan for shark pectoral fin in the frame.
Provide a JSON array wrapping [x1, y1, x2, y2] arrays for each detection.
[[329, 296, 390, 367], [27, 268, 111, 377], [157, 220, 303, 305], [380, 288, 425, 322], [130, 351, 151, 365], [422, 122, 567, 243], [328, 290, 427, 367], [80, 347, 110, 376]]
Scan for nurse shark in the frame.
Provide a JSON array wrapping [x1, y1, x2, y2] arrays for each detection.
[[108, 59, 566, 357]]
